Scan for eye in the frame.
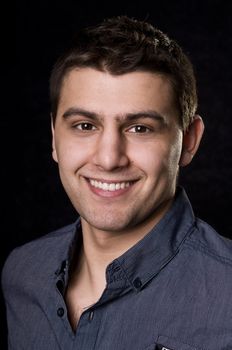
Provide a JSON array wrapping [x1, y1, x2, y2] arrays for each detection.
[[75, 122, 97, 131], [128, 125, 151, 133]]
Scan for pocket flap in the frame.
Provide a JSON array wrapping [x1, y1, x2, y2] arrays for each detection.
[[156, 335, 201, 350]]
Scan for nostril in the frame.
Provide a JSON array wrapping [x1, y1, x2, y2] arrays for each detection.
[[92, 143, 129, 170]]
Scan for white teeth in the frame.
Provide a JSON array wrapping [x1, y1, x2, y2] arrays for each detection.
[[109, 183, 116, 191], [102, 183, 108, 190], [89, 179, 131, 191]]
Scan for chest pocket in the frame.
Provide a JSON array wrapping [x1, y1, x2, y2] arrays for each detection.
[[145, 335, 204, 350], [157, 335, 205, 350]]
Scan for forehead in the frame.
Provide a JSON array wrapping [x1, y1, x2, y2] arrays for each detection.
[[58, 68, 178, 120]]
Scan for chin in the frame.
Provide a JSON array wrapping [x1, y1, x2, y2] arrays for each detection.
[[83, 215, 132, 233], [92, 222, 129, 233]]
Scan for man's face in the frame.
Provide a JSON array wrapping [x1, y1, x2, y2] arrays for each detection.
[[52, 68, 183, 234]]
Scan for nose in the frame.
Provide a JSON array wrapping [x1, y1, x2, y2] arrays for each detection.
[[92, 129, 129, 171]]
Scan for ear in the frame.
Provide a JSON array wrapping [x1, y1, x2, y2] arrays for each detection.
[[51, 115, 58, 163], [179, 115, 204, 167]]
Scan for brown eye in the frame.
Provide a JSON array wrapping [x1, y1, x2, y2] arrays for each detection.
[[128, 125, 151, 133], [76, 122, 96, 131]]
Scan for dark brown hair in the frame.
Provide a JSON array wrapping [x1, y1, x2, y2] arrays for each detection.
[[50, 16, 197, 130]]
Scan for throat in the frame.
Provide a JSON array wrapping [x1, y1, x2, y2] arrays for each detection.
[[64, 247, 107, 331], [65, 288, 98, 331]]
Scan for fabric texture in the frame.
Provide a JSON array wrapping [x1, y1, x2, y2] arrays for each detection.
[[1, 188, 232, 350]]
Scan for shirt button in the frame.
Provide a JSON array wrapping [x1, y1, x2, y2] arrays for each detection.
[[89, 311, 94, 322], [57, 307, 65, 317], [133, 277, 142, 289]]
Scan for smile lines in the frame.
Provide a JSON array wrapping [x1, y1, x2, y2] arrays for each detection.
[[89, 179, 132, 191]]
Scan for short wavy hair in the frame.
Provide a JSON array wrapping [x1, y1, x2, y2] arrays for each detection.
[[50, 16, 197, 130]]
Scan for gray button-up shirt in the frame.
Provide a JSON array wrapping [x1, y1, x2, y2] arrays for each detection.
[[2, 188, 232, 349]]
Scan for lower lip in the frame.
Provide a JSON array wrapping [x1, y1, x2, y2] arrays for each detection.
[[86, 179, 135, 198]]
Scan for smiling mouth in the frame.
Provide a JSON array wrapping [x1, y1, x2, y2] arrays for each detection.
[[88, 179, 134, 192]]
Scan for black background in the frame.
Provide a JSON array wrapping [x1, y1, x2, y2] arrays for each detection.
[[1, 1, 232, 348]]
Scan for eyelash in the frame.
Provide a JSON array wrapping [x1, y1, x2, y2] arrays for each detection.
[[73, 122, 97, 131], [127, 125, 152, 133]]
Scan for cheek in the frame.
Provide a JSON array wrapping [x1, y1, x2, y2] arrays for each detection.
[[169, 133, 183, 163], [130, 138, 182, 177], [166, 139, 183, 178], [130, 140, 169, 167], [54, 138, 89, 171]]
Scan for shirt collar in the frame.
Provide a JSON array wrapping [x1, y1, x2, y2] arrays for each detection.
[[107, 186, 196, 291], [56, 187, 195, 294]]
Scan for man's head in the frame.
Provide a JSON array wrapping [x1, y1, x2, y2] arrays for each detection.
[[50, 15, 197, 131], [50, 16, 204, 236]]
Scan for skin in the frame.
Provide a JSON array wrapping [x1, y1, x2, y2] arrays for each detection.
[[51, 67, 204, 328]]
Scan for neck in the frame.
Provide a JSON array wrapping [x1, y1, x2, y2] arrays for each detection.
[[65, 197, 174, 329], [81, 221, 139, 275], [80, 196, 173, 278]]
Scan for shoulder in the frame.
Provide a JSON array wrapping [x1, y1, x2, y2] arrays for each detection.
[[1, 221, 78, 293], [185, 218, 232, 267]]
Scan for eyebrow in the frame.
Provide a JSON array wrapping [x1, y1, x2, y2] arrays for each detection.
[[62, 107, 167, 125]]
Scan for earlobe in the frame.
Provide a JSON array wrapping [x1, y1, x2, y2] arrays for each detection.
[[51, 116, 58, 163], [179, 115, 204, 167]]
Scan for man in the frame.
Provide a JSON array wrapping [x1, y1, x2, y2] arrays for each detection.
[[2, 16, 232, 350]]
